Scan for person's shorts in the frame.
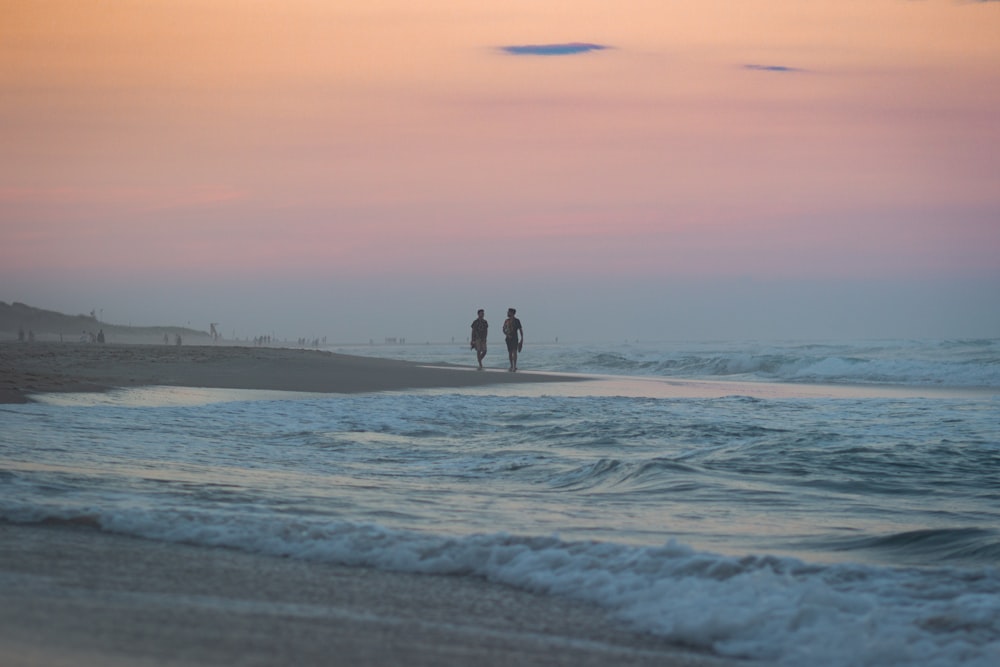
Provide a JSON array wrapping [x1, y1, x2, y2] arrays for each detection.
[[506, 337, 519, 353], [474, 339, 487, 352]]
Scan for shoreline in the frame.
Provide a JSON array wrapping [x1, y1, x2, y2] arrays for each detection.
[[0, 341, 583, 404], [0, 522, 731, 667], [4, 341, 991, 406]]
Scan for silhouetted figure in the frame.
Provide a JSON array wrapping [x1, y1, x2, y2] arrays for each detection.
[[502, 308, 524, 372], [470, 309, 488, 369]]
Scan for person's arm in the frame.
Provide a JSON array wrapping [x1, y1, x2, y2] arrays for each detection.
[[518, 321, 524, 350]]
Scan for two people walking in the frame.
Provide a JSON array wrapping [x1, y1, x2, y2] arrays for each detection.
[[470, 308, 523, 371]]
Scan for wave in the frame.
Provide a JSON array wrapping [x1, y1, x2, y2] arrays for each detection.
[[544, 457, 706, 494], [3, 503, 999, 667], [816, 528, 1000, 565], [340, 338, 1000, 388], [547, 339, 1000, 388]]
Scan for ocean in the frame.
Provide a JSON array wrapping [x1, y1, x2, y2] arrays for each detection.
[[2, 338, 998, 666]]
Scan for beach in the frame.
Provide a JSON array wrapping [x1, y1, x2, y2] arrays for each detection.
[[3, 338, 998, 667], [0, 524, 730, 667], [0, 341, 728, 666], [0, 341, 579, 404]]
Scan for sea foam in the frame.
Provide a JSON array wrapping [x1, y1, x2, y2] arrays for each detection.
[[5, 502, 997, 667]]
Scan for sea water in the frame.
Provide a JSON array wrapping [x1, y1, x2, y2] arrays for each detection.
[[1, 338, 998, 666]]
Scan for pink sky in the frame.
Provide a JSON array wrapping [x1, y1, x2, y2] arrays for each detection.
[[2, 1, 999, 341]]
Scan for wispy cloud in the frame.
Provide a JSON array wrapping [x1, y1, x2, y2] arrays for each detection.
[[743, 64, 804, 73], [501, 43, 609, 56]]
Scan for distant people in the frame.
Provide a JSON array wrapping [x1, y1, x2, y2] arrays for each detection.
[[175, 334, 182, 346], [502, 308, 523, 372], [470, 308, 488, 369], [27, 329, 35, 342], [164, 333, 170, 345], [18, 327, 25, 342], [96, 329, 105, 343]]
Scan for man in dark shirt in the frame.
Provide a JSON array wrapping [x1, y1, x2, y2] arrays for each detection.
[[502, 308, 523, 372], [470, 309, 488, 369]]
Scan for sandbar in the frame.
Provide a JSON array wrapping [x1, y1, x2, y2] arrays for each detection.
[[0, 342, 581, 404]]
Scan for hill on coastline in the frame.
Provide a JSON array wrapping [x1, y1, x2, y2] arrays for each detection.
[[0, 301, 212, 345]]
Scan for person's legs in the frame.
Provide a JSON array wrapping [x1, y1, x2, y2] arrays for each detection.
[[506, 339, 517, 371]]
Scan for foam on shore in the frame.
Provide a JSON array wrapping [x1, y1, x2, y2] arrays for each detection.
[[0, 522, 728, 667]]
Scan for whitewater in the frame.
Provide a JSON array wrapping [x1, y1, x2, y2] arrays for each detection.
[[2, 338, 998, 666]]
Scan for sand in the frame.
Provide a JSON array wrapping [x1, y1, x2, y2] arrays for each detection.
[[0, 342, 738, 665], [0, 341, 581, 404], [0, 523, 733, 667]]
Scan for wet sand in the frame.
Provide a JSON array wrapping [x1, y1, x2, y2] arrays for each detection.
[[0, 342, 580, 404], [0, 523, 733, 667]]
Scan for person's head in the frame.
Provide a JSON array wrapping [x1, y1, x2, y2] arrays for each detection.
[[477, 309, 484, 317], [507, 308, 516, 316]]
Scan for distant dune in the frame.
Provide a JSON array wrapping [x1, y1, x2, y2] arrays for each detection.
[[0, 301, 212, 345]]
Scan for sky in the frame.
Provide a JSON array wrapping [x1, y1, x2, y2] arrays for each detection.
[[2, 0, 999, 343]]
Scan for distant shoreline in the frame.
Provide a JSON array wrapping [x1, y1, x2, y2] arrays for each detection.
[[0, 341, 583, 404]]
